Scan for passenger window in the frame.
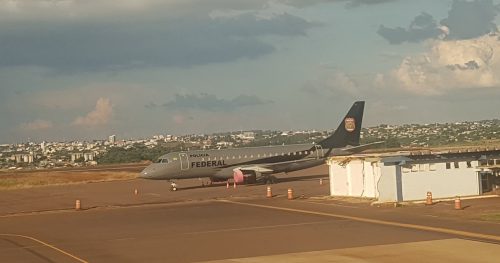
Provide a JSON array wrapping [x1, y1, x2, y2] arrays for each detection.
[[257, 154, 260, 158], [201, 158, 205, 161], [305, 151, 308, 155], [250, 155, 253, 158]]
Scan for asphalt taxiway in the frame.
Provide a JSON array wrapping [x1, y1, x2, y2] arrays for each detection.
[[1, 165, 500, 262]]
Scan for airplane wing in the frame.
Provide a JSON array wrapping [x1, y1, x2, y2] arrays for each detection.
[[233, 166, 274, 173]]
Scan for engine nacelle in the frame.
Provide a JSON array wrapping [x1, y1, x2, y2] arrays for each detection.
[[233, 169, 245, 183]]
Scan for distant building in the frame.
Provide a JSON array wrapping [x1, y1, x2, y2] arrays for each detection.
[[108, 135, 116, 144], [239, 131, 255, 140], [71, 152, 96, 163], [327, 148, 500, 202], [14, 153, 34, 164], [41, 141, 46, 153]]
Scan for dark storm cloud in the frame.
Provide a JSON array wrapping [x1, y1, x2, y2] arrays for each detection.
[[377, 12, 442, 44], [162, 93, 272, 112], [0, 13, 313, 72], [378, 0, 500, 44], [441, 0, 499, 40]]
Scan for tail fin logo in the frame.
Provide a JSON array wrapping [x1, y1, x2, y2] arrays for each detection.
[[345, 118, 356, 132]]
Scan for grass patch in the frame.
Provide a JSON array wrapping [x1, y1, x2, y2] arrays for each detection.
[[0, 171, 138, 190], [480, 213, 500, 222]]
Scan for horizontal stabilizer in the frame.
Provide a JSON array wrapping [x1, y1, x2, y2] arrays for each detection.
[[340, 141, 384, 154]]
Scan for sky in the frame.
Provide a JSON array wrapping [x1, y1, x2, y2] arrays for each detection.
[[1, 0, 500, 143]]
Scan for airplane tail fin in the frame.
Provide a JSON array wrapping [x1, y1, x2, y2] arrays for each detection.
[[318, 101, 364, 149]]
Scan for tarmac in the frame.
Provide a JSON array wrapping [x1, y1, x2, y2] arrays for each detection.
[[1, 165, 500, 262]]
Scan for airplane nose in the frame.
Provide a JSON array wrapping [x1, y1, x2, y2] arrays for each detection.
[[139, 169, 152, 179]]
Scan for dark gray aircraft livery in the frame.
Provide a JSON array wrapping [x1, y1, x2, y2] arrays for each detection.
[[140, 101, 378, 184]]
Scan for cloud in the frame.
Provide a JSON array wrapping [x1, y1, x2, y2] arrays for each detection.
[[381, 34, 500, 95], [282, 0, 396, 9], [0, 2, 314, 72], [20, 119, 53, 131], [379, 0, 499, 44], [441, 0, 499, 40], [302, 71, 361, 98], [73, 98, 113, 126], [163, 93, 272, 111], [377, 12, 444, 44], [172, 114, 194, 125]]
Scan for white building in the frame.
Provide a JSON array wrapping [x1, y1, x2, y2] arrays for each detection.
[[71, 152, 96, 163], [327, 148, 500, 202], [108, 135, 116, 144], [14, 153, 34, 164]]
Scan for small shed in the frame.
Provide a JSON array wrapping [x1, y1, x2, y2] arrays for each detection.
[[327, 148, 500, 202]]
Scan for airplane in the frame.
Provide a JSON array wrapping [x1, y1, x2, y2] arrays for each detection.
[[139, 101, 380, 186]]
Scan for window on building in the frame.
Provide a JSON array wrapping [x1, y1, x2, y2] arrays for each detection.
[[466, 161, 472, 168], [429, 163, 437, 171], [419, 164, 426, 171], [454, 162, 459, 169], [411, 165, 418, 172], [446, 162, 451, 169], [488, 159, 495, 166], [496, 159, 500, 165]]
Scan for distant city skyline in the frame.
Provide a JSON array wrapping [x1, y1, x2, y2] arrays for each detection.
[[1, 0, 500, 144]]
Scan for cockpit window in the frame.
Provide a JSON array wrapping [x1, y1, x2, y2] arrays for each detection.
[[156, 158, 169, 163]]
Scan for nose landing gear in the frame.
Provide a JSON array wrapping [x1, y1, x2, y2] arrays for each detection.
[[169, 181, 177, 191]]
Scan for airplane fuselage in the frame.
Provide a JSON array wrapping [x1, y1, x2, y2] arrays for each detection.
[[140, 143, 326, 181]]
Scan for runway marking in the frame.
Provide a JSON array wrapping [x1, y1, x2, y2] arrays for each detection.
[[296, 200, 361, 209], [219, 200, 500, 242], [184, 220, 340, 235], [0, 234, 88, 263]]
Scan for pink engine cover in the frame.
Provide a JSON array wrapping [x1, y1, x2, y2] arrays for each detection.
[[233, 169, 244, 183]]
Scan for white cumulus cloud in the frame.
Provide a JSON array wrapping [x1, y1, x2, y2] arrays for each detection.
[[386, 34, 500, 95], [73, 97, 113, 126]]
